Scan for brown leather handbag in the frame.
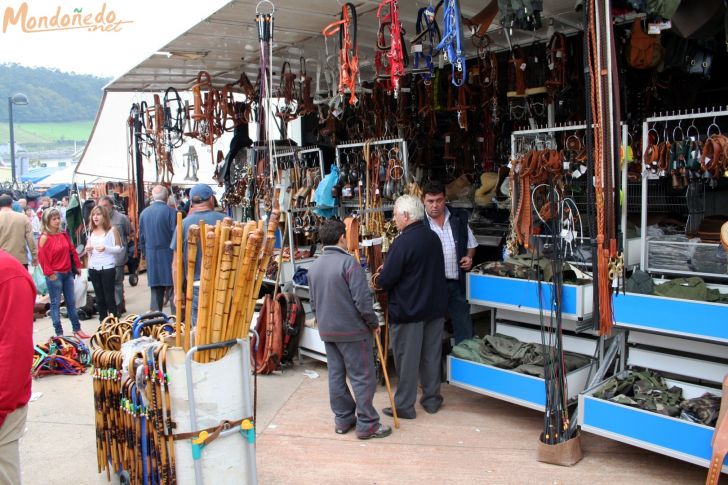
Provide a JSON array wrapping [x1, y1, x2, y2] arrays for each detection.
[[252, 294, 284, 374], [626, 19, 664, 70]]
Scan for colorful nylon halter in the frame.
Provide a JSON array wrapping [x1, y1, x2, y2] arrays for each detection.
[[322, 3, 359, 106], [435, 0, 466, 87]]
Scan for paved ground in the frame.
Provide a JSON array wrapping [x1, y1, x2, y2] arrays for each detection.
[[21, 273, 707, 484]]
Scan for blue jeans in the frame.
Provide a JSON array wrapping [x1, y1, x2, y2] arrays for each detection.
[[46, 271, 82, 336], [447, 280, 473, 344]]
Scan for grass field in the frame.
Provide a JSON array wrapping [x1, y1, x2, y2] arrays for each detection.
[[0, 121, 93, 145]]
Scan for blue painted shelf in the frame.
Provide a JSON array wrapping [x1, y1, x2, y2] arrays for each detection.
[[467, 273, 593, 320], [613, 292, 728, 344], [580, 376, 725, 471]]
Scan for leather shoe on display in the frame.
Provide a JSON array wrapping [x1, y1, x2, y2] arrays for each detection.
[[382, 407, 416, 419], [356, 424, 392, 440]]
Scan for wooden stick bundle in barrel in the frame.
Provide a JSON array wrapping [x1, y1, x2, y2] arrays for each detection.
[[183, 225, 199, 352], [174, 211, 183, 347]]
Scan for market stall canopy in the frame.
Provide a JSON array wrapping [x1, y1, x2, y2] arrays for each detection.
[[104, 0, 583, 92], [74, 91, 235, 186]]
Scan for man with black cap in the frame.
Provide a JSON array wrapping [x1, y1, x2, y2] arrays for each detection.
[[170, 183, 224, 325]]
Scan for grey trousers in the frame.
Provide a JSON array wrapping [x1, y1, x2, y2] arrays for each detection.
[[0, 406, 27, 485], [390, 317, 445, 415], [150, 286, 175, 314], [114, 265, 125, 309], [324, 335, 380, 436]]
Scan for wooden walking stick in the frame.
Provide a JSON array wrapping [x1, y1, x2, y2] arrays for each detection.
[[246, 209, 281, 325], [374, 330, 399, 429], [229, 227, 260, 337], [209, 241, 234, 361], [221, 227, 243, 342], [204, 222, 223, 346], [235, 231, 263, 339], [184, 225, 199, 352], [196, 233, 216, 362], [174, 211, 183, 347]]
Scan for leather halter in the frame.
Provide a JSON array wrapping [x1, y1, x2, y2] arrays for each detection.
[[322, 3, 359, 106], [545, 32, 567, 95], [376, 0, 408, 95], [435, 0, 467, 87], [297, 57, 316, 116]]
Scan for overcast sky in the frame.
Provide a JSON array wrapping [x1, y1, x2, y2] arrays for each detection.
[[0, 0, 231, 77]]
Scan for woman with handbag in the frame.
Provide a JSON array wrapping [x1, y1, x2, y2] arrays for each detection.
[[37, 208, 90, 339], [84, 206, 122, 320]]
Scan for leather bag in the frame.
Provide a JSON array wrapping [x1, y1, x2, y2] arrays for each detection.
[[252, 294, 284, 374]]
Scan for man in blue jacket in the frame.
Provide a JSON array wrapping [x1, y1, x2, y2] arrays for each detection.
[[139, 185, 177, 313], [377, 195, 448, 419], [308, 220, 391, 440]]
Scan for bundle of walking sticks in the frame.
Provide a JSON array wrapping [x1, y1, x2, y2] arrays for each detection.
[[174, 207, 281, 362], [91, 314, 178, 484]]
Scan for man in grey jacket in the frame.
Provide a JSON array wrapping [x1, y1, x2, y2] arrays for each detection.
[[308, 220, 391, 440]]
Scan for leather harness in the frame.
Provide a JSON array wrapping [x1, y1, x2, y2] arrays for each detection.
[[376, 0, 408, 95], [322, 3, 359, 106]]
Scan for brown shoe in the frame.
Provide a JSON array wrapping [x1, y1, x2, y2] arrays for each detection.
[[74, 330, 91, 339]]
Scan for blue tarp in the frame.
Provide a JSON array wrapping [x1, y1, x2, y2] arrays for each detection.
[[19, 166, 56, 183], [44, 183, 70, 199]]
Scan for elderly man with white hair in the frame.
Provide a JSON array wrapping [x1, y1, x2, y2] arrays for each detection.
[[376, 195, 448, 420], [139, 185, 177, 313]]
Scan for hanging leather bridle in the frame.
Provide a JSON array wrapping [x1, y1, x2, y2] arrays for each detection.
[[545, 32, 567, 98], [412, 5, 441, 81], [447, 79, 472, 131], [297, 56, 316, 116], [275, 61, 299, 139], [376, 0, 408, 95], [322, 3, 359, 106], [435, 0, 466, 87]]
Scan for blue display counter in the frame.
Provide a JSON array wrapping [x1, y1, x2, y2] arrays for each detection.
[[580, 376, 725, 471], [467, 273, 592, 320], [447, 355, 593, 412], [613, 292, 728, 344]]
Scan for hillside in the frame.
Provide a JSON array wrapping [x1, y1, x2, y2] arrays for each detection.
[[0, 64, 111, 123]]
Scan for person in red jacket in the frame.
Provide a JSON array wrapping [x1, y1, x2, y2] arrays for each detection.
[[37, 208, 90, 339], [0, 249, 35, 484]]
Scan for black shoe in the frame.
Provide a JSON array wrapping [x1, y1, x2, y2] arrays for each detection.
[[335, 422, 355, 435], [382, 407, 416, 420], [357, 424, 392, 440], [423, 404, 441, 415]]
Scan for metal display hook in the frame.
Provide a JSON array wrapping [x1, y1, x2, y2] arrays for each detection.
[[255, 0, 275, 14]]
